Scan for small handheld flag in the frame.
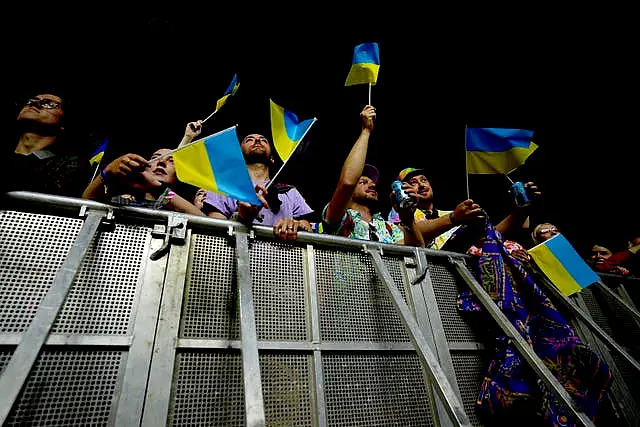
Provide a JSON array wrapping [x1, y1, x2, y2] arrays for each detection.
[[89, 139, 108, 167], [465, 128, 538, 174], [529, 234, 600, 296], [267, 100, 317, 189], [345, 43, 380, 87], [202, 74, 240, 124], [173, 127, 260, 205], [215, 73, 240, 111], [269, 99, 316, 162]]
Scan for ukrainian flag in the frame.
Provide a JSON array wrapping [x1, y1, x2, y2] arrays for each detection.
[[529, 234, 600, 296], [269, 99, 316, 161], [173, 127, 260, 205], [89, 139, 108, 166], [345, 42, 380, 86], [466, 128, 538, 174], [215, 73, 240, 111]]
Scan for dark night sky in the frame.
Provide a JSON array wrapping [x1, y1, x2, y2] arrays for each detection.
[[4, 11, 638, 254]]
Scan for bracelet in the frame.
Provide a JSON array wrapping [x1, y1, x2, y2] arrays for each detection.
[[160, 188, 176, 206], [448, 212, 457, 225]]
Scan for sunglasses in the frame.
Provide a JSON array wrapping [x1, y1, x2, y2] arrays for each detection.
[[539, 227, 559, 234], [21, 97, 62, 110]]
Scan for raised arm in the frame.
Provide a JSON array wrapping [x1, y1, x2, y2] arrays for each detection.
[[324, 105, 376, 224]]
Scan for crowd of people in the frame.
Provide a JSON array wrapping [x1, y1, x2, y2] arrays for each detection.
[[5, 89, 640, 424], [4, 90, 638, 277]]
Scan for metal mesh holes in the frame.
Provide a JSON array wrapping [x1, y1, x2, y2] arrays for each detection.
[[51, 224, 149, 335], [315, 249, 410, 342], [451, 352, 488, 427], [0, 349, 13, 374], [169, 351, 314, 426], [180, 234, 239, 339], [260, 353, 313, 426], [169, 351, 244, 426], [0, 211, 82, 333], [323, 352, 434, 426], [428, 258, 480, 343], [5, 350, 125, 427], [578, 288, 614, 336], [250, 240, 309, 341]]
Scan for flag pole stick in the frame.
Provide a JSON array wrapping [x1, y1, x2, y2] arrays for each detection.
[[464, 125, 470, 200], [504, 173, 514, 184], [202, 108, 219, 124], [368, 83, 372, 105], [266, 118, 318, 190], [90, 160, 101, 184], [151, 126, 237, 164]]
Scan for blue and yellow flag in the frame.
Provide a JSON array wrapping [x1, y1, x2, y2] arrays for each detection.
[[466, 128, 538, 174], [215, 73, 240, 111], [89, 139, 108, 166], [345, 42, 380, 86], [269, 99, 316, 162], [529, 234, 600, 296], [173, 127, 260, 205]]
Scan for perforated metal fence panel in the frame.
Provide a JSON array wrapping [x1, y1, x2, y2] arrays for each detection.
[[9, 203, 591, 426], [0, 210, 158, 426], [425, 258, 492, 427], [161, 233, 446, 426]]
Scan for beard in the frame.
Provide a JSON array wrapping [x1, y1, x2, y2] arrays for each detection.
[[243, 150, 271, 165], [352, 193, 379, 210]]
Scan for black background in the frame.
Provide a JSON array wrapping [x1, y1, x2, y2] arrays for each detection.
[[4, 10, 638, 254]]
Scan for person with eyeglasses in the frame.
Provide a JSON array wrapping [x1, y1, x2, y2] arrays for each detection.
[[531, 223, 560, 245], [322, 105, 422, 246], [2, 92, 90, 198]]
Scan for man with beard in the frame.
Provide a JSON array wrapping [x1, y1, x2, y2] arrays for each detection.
[[202, 132, 314, 241], [3, 92, 89, 197], [389, 168, 540, 251], [322, 105, 421, 245]]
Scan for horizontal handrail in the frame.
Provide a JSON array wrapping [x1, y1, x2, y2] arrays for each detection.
[[3, 191, 470, 260]]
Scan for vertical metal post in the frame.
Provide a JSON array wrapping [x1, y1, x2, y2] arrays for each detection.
[[140, 230, 191, 427], [413, 249, 461, 427], [0, 210, 105, 425], [305, 244, 327, 427], [235, 231, 266, 427], [366, 247, 472, 426], [449, 258, 595, 427], [111, 231, 169, 426]]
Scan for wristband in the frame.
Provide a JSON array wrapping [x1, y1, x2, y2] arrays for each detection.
[[101, 168, 110, 183], [449, 211, 457, 225]]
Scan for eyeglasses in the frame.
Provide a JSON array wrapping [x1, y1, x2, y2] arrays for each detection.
[[368, 223, 380, 242], [22, 98, 62, 110], [538, 227, 559, 234]]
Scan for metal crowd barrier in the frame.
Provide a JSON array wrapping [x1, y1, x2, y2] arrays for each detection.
[[0, 191, 636, 426]]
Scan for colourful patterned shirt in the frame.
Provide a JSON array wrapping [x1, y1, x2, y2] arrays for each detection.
[[323, 204, 404, 244]]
